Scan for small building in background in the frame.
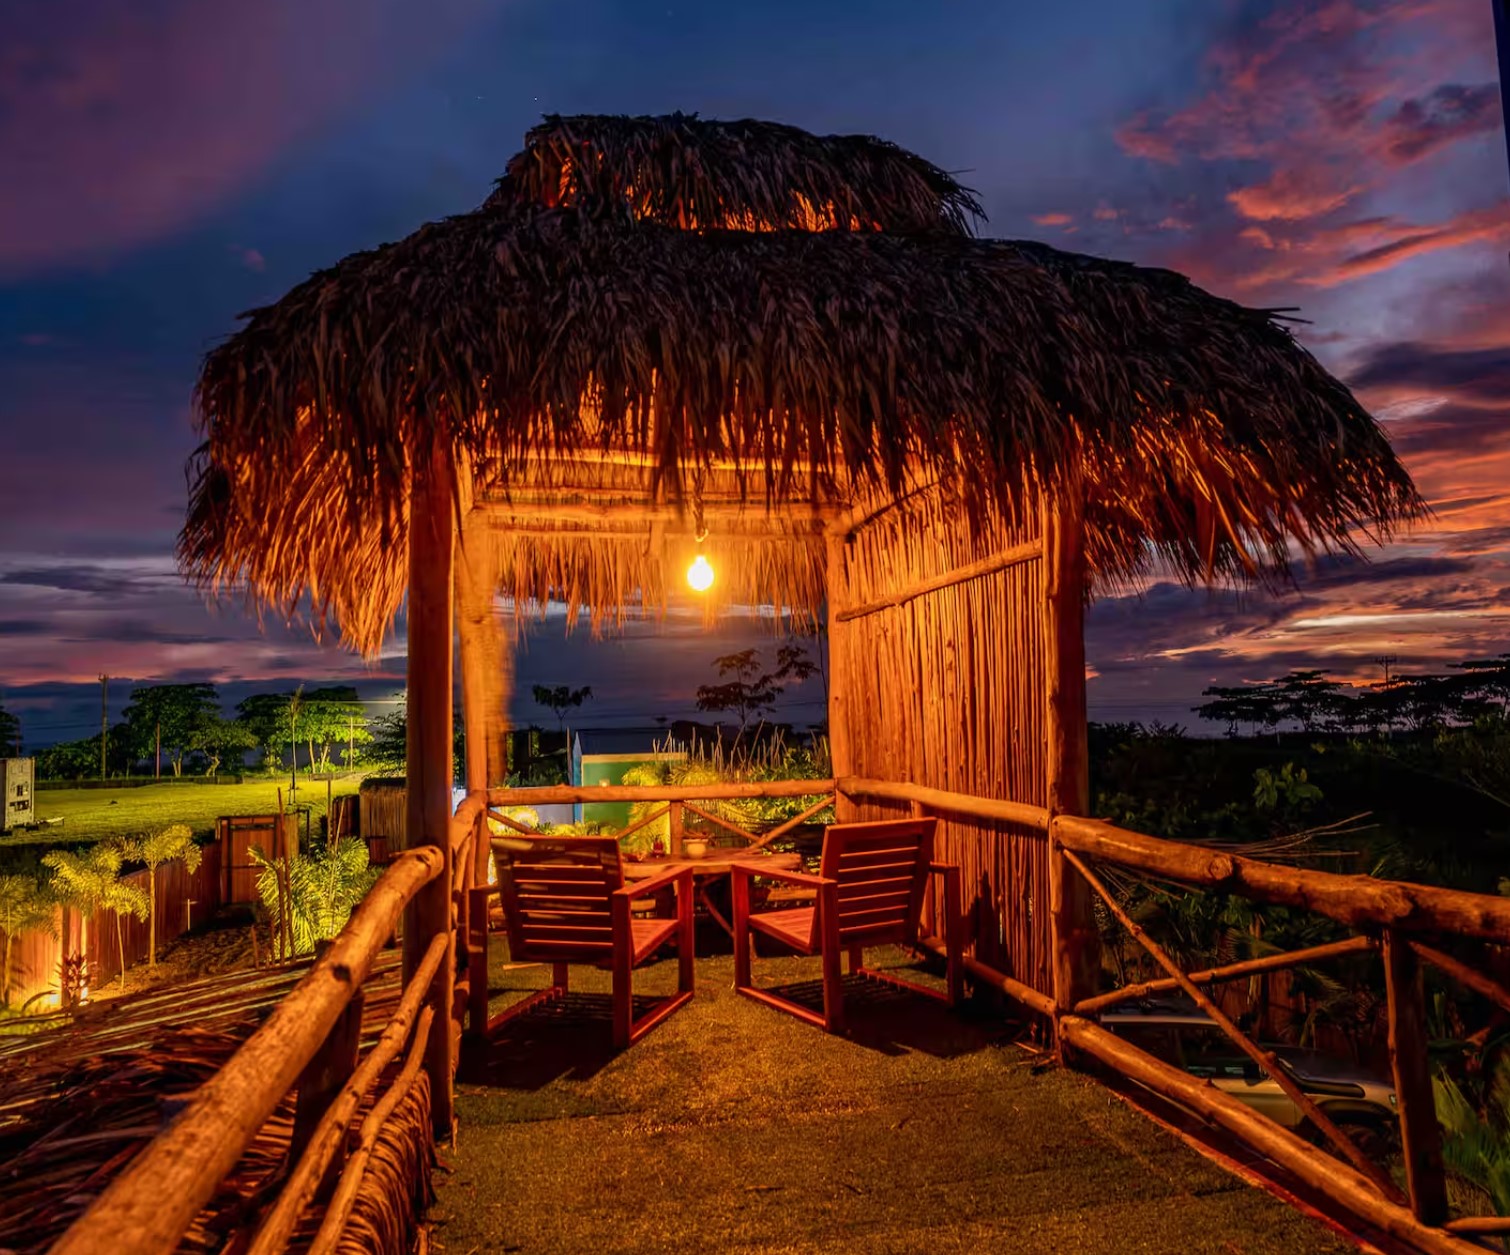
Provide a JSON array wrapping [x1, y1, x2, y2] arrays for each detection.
[[570, 730, 686, 828], [2, 758, 34, 831]]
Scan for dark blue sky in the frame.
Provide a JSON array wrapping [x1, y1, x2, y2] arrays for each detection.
[[1, 0, 1506, 745]]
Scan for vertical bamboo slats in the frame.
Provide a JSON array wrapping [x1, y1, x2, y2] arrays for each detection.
[[833, 487, 1052, 999]]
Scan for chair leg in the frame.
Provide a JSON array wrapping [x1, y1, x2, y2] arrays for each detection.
[[847, 944, 864, 975], [731, 866, 753, 990], [942, 865, 964, 1008], [677, 874, 695, 994], [552, 962, 569, 992], [819, 882, 845, 1035], [611, 897, 633, 1049]]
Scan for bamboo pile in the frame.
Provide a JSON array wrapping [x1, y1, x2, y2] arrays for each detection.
[[833, 485, 1052, 998]]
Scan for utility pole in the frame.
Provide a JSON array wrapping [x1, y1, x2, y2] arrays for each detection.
[[99, 675, 108, 781], [155, 719, 161, 781], [1375, 655, 1397, 687], [348, 714, 354, 770]]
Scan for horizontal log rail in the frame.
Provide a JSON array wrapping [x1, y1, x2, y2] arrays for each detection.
[[839, 777, 1049, 830], [52, 845, 448, 1255], [1059, 1015, 1484, 1255], [1061, 847, 1401, 1198], [1053, 815, 1510, 942], [1073, 935, 1377, 1016], [488, 779, 836, 805], [834, 540, 1041, 622]]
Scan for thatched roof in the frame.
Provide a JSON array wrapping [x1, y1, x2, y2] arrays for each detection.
[[182, 113, 1421, 653]]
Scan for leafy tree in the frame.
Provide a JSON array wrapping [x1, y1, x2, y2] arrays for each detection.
[[0, 876, 56, 1007], [34, 726, 132, 780], [364, 698, 465, 777], [299, 687, 369, 772], [120, 825, 201, 967], [251, 837, 378, 956], [188, 715, 257, 777], [42, 845, 150, 989], [694, 644, 818, 741], [532, 684, 594, 731], [122, 683, 221, 777], [0, 704, 19, 756], [1273, 671, 1346, 733], [236, 692, 297, 770]]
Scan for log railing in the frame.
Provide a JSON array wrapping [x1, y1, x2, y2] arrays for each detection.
[[46, 777, 1510, 1255], [49, 801, 487, 1255]]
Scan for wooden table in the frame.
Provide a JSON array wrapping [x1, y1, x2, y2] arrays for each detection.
[[623, 850, 802, 940]]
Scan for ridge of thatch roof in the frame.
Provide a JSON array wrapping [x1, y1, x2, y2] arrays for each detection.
[[484, 112, 984, 235], [182, 116, 1422, 655]]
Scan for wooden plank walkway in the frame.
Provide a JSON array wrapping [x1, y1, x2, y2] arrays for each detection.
[[432, 948, 1356, 1255]]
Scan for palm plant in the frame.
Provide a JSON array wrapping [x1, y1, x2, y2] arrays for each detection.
[[250, 837, 377, 957], [120, 824, 201, 968], [0, 876, 57, 1008], [1435, 1058, 1510, 1232], [41, 846, 150, 990]]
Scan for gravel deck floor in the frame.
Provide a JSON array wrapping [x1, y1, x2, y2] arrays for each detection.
[[430, 944, 1357, 1255]]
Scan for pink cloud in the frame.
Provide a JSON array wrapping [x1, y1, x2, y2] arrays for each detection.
[[1227, 166, 1361, 222], [0, 0, 488, 277], [1031, 212, 1073, 227]]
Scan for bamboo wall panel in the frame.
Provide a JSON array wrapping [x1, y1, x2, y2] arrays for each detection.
[[836, 487, 1052, 997]]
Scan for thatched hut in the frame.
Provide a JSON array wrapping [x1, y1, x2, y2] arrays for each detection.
[[181, 112, 1419, 1124]]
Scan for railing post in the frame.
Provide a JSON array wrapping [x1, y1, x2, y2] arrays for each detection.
[[1383, 928, 1448, 1224], [404, 432, 456, 1140], [1043, 486, 1099, 1046], [291, 986, 365, 1181], [669, 799, 684, 858]]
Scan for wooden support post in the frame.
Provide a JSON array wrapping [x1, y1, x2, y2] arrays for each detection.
[[1043, 488, 1099, 1038], [825, 533, 855, 822], [457, 514, 510, 888], [404, 434, 456, 1140], [1384, 928, 1448, 1224], [669, 800, 684, 858]]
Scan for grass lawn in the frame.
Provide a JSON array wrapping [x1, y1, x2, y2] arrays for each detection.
[[12, 776, 363, 848]]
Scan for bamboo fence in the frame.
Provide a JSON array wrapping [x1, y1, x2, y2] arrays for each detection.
[[833, 486, 1052, 999]]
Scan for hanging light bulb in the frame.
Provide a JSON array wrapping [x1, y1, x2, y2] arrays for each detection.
[[687, 552, 715, 592]]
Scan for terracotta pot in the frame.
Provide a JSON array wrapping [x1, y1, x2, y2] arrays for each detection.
[[682, 838, 709, 859]]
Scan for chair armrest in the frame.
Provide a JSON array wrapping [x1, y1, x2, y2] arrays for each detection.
[[614, 865, 692, 899], [928, 862, 961, 877], [729, 863, 834, 890]]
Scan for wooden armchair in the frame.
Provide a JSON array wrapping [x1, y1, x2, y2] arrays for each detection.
[[731, 817, 963, 1034], [489, 836, 694, 1048]]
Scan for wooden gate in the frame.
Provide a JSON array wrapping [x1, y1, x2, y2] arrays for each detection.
[[216, 814, 298, 906]]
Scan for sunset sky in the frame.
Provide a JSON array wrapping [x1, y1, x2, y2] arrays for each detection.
[[1, 0, 1506, 745]]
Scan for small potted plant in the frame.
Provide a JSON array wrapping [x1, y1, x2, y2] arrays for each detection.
[[681, 834, 710, 859]]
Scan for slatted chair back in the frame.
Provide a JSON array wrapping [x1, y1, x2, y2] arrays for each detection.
[[817, 817, 937, 949], [494, 836, 625, 964]]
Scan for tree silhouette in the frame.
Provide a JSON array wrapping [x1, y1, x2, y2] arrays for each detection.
[[531, 684, 594, 731], [695, 644, 818, 743]]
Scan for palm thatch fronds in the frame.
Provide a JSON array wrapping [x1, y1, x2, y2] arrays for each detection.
[[182, 114, 1421, 654], [487, 111, 984, 234]]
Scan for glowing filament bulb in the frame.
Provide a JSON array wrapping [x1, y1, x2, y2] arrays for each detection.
[[687, 553, 715, 592]]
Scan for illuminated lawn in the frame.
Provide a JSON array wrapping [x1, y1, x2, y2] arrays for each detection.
[[12, 777, 361, 846]]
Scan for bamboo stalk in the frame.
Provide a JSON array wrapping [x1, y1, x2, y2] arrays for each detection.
[[1060, 846, 1403, 1200], [1074, 936, 1378, 1016]]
